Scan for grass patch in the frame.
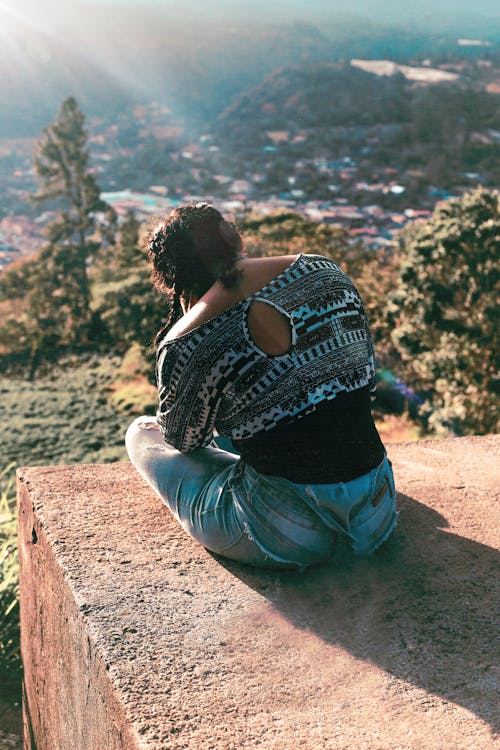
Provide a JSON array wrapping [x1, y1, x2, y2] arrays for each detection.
[[109, 379, 157, 416], [0, 354, 141, 468], [0, 463, 20, 674]]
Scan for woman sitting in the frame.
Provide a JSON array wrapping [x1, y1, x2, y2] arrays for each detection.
[[126, 203, 397, 570]]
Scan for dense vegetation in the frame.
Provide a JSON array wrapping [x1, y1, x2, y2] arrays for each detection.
[[389, 188, 499, 435]]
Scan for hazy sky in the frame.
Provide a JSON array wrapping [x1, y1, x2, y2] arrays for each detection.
[[2, 0, 498, 61], [4, 0, 500, 25], [93, 0, 500, 13]]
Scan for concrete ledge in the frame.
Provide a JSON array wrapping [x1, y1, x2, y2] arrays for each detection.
[[18, 436, 499, 749]]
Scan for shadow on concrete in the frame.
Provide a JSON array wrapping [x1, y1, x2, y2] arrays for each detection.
[[217, 492, 499, 732]]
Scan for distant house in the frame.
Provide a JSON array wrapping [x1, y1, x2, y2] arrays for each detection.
[[470, 132, 493, 145], [229, 180, 252, 195], [266, 131, 290, 144], [214, 175, 232, 185], [153, 126, 184, 141], [404, 209, 432, 219]]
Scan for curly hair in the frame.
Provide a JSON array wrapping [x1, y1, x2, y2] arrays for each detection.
[[147, 203, 244, 340]]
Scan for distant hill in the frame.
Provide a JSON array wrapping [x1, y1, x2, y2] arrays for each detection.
[[0, 18, 333, 137], [216, 63, 410, 142], [212, 61, 499, 184]]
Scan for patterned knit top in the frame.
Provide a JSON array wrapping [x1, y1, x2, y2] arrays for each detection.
[[156, 253, 384, 480]]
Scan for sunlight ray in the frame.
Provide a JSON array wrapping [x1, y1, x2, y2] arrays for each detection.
[[0, 1, 181, 116]]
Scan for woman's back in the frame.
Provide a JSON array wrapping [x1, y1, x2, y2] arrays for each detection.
[[155, 253, 383, 479]]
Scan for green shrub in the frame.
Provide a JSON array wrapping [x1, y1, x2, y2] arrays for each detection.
[[388, 188, 499, 436]]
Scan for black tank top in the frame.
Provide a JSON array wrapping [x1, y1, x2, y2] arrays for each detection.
[[233, 385, 385, 483]]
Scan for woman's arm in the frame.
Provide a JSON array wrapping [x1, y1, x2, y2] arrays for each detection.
[[155, 342, 220, 452]]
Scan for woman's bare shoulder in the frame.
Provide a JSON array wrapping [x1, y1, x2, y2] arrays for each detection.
[[166, 254, 299, 341]]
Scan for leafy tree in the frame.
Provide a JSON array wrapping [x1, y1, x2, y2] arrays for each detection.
[[0, 259, 31, 302], [388, 188, 499, 436], [91, 271, 165, 350], [90, 213, 165, 350], [30, 96, 116, 347], [242, 209, 360, 263], [0, 98, 118, 371]]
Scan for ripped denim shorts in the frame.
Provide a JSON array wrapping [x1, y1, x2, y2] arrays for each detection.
[[126, 416, 398, 570]]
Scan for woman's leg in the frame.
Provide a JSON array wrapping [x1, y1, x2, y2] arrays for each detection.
[[125, 417, 299, 567], [125, 416, 237, 511], [126, 417, 395, 567]]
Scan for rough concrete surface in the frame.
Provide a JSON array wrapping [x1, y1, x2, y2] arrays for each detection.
[[18, 436, 499, 750]]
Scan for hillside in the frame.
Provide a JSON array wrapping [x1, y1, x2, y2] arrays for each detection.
[[217, 63, 408, 140], [213, 61, 499, 190], [0, 18, 333, 137]]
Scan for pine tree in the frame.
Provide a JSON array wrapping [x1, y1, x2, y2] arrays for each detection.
[[31, 96, 116, 347], [117, 209, 141, 268]]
